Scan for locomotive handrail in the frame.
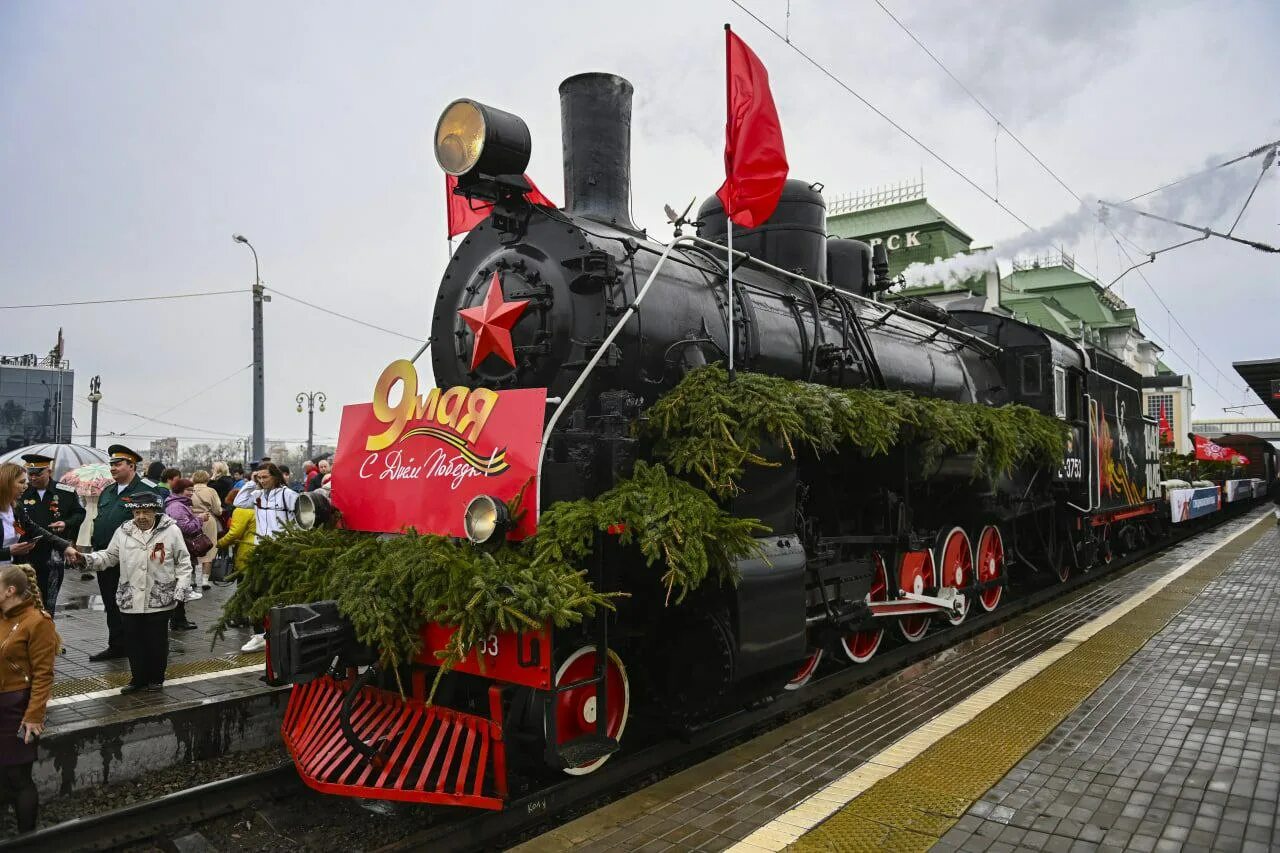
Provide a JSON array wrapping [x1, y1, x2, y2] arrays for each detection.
[[537, 235, 698, 516]]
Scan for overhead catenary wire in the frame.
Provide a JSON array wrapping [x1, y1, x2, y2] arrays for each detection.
[[1122, 140, 1280, 203], [803, 0, 1254, 409], [726, 0, 1037, 234]]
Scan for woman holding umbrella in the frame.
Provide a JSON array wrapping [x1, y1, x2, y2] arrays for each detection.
[[60, 461, 113, 582]]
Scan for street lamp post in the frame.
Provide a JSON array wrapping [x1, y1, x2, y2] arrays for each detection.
[[233, 234, 270, 461], [87, 376, 102, 447], [296, 391, 327, 461]]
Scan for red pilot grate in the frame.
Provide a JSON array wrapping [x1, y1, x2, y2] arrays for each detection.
[[282, 675, 508, 809]]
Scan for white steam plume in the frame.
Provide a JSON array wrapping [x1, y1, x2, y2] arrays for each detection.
[[898, 147, 1276, 289]]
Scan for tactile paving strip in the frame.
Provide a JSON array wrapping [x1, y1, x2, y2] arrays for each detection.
[[49, 652, 264, 698], [790, 516, 1272, 852]]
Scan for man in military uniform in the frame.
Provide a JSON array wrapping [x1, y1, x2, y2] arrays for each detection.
[[19, 453, 86, 617], [84, 445, 154, 661]]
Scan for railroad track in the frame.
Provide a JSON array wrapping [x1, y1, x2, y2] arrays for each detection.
[[0, 764, 300, 853], [10, 505, 1257, 852]]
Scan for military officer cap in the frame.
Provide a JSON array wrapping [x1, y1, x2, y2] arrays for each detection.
[[107, 444, 142, 465], [122, 491, 163, 510], [21, 453, 54, 474]]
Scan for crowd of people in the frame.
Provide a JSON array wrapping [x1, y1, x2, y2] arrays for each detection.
[[0, 444, 333, 832]]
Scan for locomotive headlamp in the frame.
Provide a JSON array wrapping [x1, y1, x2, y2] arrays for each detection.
[[296, 489, 333, 531], [434, 99, 532, 179], [463, 494, 510, 546]]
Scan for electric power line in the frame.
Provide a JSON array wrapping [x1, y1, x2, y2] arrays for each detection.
[[0, 289, 247, 310], [116, 363, 254, 437], [93, 400, 248, 440], [266, 287, 421, 342]]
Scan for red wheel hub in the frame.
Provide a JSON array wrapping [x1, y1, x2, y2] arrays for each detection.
[[785, 648, 823, 690], [898, 550, 935, 642], [976, 525, 1004, 612], [938, 528, 973, 626], [842, 553, 887, 663], [551, 647, 629, 776]]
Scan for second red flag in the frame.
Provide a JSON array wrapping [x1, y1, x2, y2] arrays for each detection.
[[446, 174, 557, 238]]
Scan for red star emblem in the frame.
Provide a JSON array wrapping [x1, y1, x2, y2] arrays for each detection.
[[458, 271, 530, 370]]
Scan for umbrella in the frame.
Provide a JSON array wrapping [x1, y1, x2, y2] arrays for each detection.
[[0, 443, 110, 482], [60, 462, 113, 498]]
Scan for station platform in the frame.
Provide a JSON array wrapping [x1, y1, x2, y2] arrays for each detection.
[[519, 507, 1276, 852], [34, 571, 285, 799]]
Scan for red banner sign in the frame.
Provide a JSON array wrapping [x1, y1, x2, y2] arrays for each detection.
[[1192, 434, 1249, 466], [331, 359, 545, 538]]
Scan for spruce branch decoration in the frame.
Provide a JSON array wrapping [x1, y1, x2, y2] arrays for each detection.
[[646, 364, 1068, 496], [213, 463, 762, 697]]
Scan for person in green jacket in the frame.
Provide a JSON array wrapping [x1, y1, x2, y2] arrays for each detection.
[[87, 445, 156, 661]]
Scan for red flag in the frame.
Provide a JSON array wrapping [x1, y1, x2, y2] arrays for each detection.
[[715, 26, 789, 229], [1158, 404, 1171, 443], [446, 174, 556, 238], [1192, 434, 1248, 465]]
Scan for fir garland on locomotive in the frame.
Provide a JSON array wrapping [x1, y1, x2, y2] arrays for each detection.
[[244, 72, 1243, 810]]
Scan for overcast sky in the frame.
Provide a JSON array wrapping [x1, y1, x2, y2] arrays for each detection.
[[1, 0, 1276, 454]]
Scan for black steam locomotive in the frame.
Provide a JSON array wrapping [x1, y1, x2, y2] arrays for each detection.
[[270, 72, 1215, 809]]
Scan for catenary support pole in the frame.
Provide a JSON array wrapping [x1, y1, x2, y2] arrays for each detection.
[[234, 234, 266, 461]]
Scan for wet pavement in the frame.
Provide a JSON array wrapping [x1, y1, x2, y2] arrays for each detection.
[[45, 569, 271, 732], [936, 517, 1280, 853]]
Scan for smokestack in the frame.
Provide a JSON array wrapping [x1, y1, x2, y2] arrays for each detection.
[[559, 72, 636, 231]]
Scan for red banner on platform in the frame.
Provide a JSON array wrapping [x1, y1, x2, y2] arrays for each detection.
[[1192, 433, 1249, 466], [331, 360, 544, 538]]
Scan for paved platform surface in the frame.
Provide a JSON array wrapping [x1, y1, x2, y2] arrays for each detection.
[[515, 508, 1271, 852], [935, 518, 1280, 853], [45, 569, 269, 733]]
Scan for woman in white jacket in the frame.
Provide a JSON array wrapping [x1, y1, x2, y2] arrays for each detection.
[[75, 491, 193, 693]]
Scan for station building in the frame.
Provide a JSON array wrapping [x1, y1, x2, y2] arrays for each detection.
[[827, 181, 1195, 453], [0, 350, 74, 452]]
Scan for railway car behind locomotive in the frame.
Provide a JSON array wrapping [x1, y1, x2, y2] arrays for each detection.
[[263, 71, 1257, 811]]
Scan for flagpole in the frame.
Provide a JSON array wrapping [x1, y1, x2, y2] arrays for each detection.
[[724, 22, 736, 382], [727, 218, 735, 381]]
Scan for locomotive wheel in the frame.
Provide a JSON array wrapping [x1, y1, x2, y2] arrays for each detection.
[[548, 646, 630, 776], [841, 553, 888, 663], [784, 648, 823, 690], [1055, 539, 1072, 583], [937, 527, 973, 626], [645, 610, 735, 723], [975, 525, 1005, 612], [898, 550, 936, 643]]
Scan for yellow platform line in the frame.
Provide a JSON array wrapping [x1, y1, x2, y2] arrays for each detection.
[[725, 512, 1272, 853], [49, 652, 266, 703]]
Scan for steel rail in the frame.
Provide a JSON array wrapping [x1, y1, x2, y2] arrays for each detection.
[[371, 502, 1263, 853], [1, 763, 300, 852]]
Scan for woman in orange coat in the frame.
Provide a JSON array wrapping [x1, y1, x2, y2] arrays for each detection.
[[0, 563, 58, 832]]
